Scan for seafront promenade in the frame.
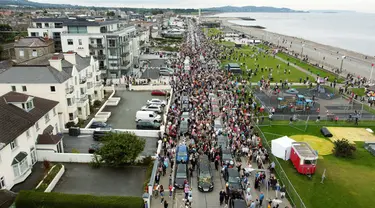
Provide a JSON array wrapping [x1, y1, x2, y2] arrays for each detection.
[[203, 16, 375, 80]]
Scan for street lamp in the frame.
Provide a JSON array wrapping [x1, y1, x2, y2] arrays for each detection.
[[370, 63, 375, 83], [339, 56, 346, 73], [301, 44, 305, 58]]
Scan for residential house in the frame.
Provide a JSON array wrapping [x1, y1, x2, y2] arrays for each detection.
[[0, 52, 104, 129], [14, 37, 55, 63], [0, 92, 62, 191]]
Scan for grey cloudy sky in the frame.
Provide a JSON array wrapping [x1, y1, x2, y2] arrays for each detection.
[[33, 0, 375, 13]]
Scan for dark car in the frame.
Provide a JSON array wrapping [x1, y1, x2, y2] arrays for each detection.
[[90, 121, 109, 129], [217, 135, 228, 149], [93, 129, 115, 141], [221, 149, 234, 168], [175, 163, 188, 189], [136, 121, 161, 130], [229, 198, 247, 208], [224, 168, 243, 193], [197, 162, 214, 192], [88, 143, 104, 153]]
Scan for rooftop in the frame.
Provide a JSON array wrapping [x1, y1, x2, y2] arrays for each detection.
[[292, 142, 318, 159], [0, 91, 58, 148], [14, 37, 54, 48], [32, 17, 122, 27]]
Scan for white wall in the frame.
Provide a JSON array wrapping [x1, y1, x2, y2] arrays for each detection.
[[27, 28, 66, 39], [61, 35, 91, 57], [37, 151, 96, 163]]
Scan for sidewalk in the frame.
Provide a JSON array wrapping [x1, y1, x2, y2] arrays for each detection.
[[150, 162, 174, 208]]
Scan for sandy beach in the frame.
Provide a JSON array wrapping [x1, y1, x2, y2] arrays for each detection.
[[203, 16, 375, 80]]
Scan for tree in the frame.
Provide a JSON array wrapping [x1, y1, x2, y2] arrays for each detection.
[[332, 138, 356, 158], [97, 132, 145, 166], [106, 11, 115, 17]]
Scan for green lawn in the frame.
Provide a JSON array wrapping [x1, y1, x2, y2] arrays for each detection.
[[277, 52, 345, 83], [260, 124, 375, 208], [207, 28, 223, 38], [220, 46, 314, 83], [350, 87, 366, 96]]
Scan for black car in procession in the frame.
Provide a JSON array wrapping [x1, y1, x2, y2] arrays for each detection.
[[197, 162, 214, 192], [175, 163, 188, 189], [224, 168, 243, 194], [221, 149, 234, 168]]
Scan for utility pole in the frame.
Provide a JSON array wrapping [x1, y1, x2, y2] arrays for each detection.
[[339, 56, 346, 73]]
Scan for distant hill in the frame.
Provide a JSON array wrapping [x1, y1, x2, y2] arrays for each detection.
[[204, 6, 306, 13], [309, 10, 356, 13], [1, 0, 83, 8]]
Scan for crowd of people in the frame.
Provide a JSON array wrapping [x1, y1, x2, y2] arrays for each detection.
[[150, 21, 291, 208]]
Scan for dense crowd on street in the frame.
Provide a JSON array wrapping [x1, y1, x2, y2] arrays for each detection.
[[151, 21, 290, 208]]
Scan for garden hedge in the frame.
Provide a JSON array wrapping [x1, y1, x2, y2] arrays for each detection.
[[15, 191, 144, 208]]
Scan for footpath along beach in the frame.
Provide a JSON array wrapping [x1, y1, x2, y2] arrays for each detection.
[[204, 16, 375, 80]]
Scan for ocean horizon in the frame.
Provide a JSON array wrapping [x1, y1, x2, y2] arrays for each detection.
[[213, 12, 375, 56]]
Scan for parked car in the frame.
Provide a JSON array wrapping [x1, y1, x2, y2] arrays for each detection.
[[175, 163, 188, 189], [221, 149, 234, 168], [224, 168, 243, 193], [151, 90, 167, 96], [141, 104, 162, 114], [159, 69, 174, 76], [179, 120, 189, 135], [135, 111, 162, 122], [93, 129, 116, 141], [136, 121, 161, 130], [89, 121, 109, 129], [88, 143, 104, 153], [147, 98, 167, 106], [176, 145, 189, 163], [197, 162, 214, 192]]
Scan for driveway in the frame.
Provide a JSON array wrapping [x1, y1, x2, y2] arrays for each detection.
[[53, 163, 147, 196], [63, 134, 157, 156], [103, 91, 164, 129], [11, 162, 44, 192]]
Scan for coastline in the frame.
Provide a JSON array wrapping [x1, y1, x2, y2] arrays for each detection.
[[204, 16, 375, 79]]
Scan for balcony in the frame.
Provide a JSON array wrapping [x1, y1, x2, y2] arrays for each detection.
[[94, 54, 106, 60], [80, 77, 87, 84], [121, 52, 130, 57], [107, 44, 119, 48], [77, 95, 88, 103], [99, 66, 106, 71], [95, 82, 103, 88], [89, 44, 104, 49], [87, 82, 94, 89], [120, 41, 129, 47], [87, 72, 93, 78], [65, 86, 74, 94]]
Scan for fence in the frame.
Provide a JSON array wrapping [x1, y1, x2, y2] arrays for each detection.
[[255, 125, 307, 208]]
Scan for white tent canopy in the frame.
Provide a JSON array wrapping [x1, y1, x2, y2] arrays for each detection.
[[271, 136, 296, 161]]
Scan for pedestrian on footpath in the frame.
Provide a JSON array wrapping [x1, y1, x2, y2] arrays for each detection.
[[169, 184, 173, 198], [159, 185, 165, 204], [219, 189, 225, 205], [163, 200, 168, 208], [259, 192, 265, 206]]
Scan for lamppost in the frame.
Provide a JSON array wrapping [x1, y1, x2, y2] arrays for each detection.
[[339, 56, 346, 73], [370, 63, 375, 83], [301, 44, 305, 58]]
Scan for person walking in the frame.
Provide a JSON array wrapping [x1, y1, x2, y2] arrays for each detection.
[[259, 192, 265, 206], [159, 185, 165, 204], [163, 200, 168, 208], [169, 184, 173, 198], [219, 190, 225, 205]]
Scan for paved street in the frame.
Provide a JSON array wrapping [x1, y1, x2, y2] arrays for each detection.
[[53, 163, 147, 196]]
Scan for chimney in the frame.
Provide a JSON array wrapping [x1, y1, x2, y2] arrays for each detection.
[[49, 53, 62, 71], [64, 51, 76, 65]]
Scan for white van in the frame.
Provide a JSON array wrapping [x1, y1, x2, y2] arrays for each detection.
[[135, 111, 162, 122]]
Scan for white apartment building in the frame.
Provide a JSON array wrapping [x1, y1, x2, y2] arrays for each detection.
[[0, 92, 62, 190], [0, 52, 104, 129], [28, 17, 140, 78]]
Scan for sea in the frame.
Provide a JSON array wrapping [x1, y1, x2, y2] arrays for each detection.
[[213, 12, 375, 56]]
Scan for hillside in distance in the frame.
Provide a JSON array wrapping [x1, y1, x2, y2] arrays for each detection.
[[204, 6, 306, 13]]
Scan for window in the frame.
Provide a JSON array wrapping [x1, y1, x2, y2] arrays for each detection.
[[36, 23, 42, 28], [44, 113, 50, 123], [78, 39, 82, 45], [26, 101, 33, 110], [35, 121, 39, 131], [10, 140, 17, 150], [67, 26, 87, 34], [13, 157, 29, 178], [11, 86, 16, 91], [50, 86, 56, 92], [0, 176, 5, 189], [67, 39, 73, 45], [109, 39, 116, 47], [109, 49, 116, 56], [55, 123, 59, 134], [19, 50, 24, 57], [45, 23, 49, 27], [32, 50, 37, 57], [22, 86, 27, 92], [53, 108, 56, 116], [26, 130, 30, 138]]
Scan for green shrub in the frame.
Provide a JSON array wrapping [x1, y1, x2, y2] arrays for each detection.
[[93, 100, 102, 108], [16, 191, 144, 208], [333, 138, 357, 158], [35, 164, 63, 192], [143, 162, 154, 189], [65, 122, 75, 128]]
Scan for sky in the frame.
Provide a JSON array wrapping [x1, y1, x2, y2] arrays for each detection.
[[32, 0, 375, 13]]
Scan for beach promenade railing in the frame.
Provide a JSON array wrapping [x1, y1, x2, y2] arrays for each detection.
[[255, 125, 307, 208]]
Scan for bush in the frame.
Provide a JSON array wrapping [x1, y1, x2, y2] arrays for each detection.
[[332, 138, 356, 158], [93, 100, 102, 108], [15, 191, 144, 208], [143, 162, 154, 190], [65, 122, 75, 128], [35, 164, 63, 192]]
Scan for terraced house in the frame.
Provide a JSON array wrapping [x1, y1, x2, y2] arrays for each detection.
[[0, 52, 104, 129], [0, 92, 62, 190]]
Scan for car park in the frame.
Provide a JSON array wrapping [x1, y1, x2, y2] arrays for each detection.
[[179, 120, 189, 135], [135, 111, 162, 122], [175, 163, 188, 189], [151, 90, 167, 96], [88, 143, 104, 153], [136, 120, 161, 130], [147, 98, 167, 106], [197, 162, 214, 192], [176, 145, 189, 163], [222, 149, 234, 168], [141, 104, 162, 114], [89, 121, 109, 129]]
